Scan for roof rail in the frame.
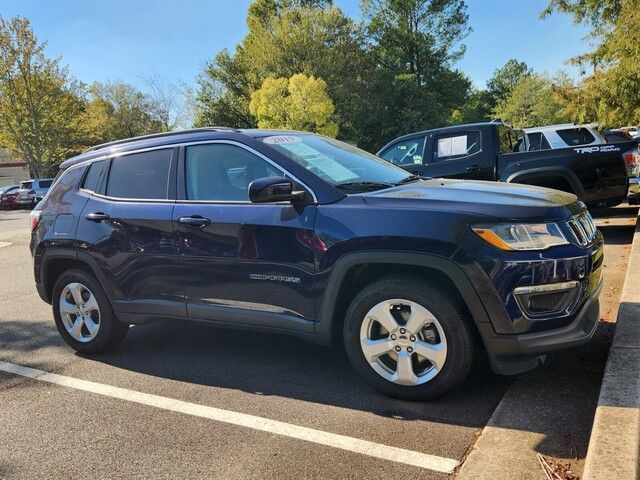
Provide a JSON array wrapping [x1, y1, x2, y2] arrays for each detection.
[[83, 127, 241, 153]]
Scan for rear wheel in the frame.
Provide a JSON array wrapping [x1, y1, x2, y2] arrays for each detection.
[[52, 269, 129, 353], [343, 277, 475, 400]]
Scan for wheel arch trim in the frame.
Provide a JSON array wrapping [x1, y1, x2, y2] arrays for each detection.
[[39, 248, 115, 303], [315, 251, 493, 339]]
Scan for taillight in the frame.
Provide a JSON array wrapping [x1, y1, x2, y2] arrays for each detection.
[[624, 152, 635, 165], [28, 189, 36, 195], [30, 210, 41, 231]]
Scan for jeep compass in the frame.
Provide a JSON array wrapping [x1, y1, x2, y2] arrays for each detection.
[[30, 128, 603, 400]]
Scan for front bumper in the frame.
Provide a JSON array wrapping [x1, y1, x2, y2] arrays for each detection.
[[477, 278, 601, 374], [456, 226, 604, 375]]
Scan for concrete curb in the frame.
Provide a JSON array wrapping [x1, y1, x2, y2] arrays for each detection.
[[582, 220, 640, 480]]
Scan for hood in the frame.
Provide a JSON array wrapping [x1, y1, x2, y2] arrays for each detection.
[[362, 178, 582, 220]]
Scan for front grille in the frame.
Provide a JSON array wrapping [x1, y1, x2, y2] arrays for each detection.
[[567, 211, 597, 246]]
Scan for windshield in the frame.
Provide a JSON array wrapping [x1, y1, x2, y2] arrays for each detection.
[[262, 134, 412, 190]]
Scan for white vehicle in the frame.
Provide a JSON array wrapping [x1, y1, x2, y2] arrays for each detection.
[[523, 123, 606, 151]]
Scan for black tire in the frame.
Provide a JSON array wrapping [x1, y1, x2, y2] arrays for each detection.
[[52, 269, 129, 353], [343, 276, 475, 401]]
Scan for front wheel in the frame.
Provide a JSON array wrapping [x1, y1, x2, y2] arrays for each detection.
[[343, 277, 475, 401], [52, 269, 129, 353]]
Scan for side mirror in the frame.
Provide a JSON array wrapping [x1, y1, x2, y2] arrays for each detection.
[[248, 176, 307, 204]]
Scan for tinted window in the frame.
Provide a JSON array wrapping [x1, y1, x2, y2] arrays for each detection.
[[433, 131, 480, 161], [106, 149, 172, 199], [82, 160, 107, 192], [527, 132, 551, 151], [498, 126, 520, 154], [186, 144, 282, 201], [39, 180, 53, 188], [379, 137, 425, 166], [557, 128, 595, 146], [20, 181, 32, 189]]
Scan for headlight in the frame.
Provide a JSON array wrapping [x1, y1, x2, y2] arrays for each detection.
[[472, 223, 569, 250]]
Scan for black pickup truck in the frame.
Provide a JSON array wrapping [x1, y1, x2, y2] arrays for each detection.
[[378, 121, 638, 208]]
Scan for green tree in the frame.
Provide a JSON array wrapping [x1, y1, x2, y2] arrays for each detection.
[[0, 16, 84, 177], [86, 81, 164, 141], [362, 0, 471, 146], [450, 88, 494, 124], [249, 73, 338, 136], [487, 59, 532, 104], [543, 0, 640, 127], [195, 1, 369, 143], [493, 74, 571, 127]]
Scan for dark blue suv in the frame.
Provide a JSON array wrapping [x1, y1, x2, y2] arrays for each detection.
[[30, 128, 603, 400]]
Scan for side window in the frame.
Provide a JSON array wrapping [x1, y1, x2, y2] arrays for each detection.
[[106, 149, 172, 199], [82, 160, 107, 192], [433, 131, 480, 162], [379, 137, 425, 166], [557, 128, 596, 146], [39, 179, 53, 188], [185, 143, 282, 201], [527, 132, 552, 151]]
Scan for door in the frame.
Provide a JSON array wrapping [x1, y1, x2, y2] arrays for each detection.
[[77, 148, 185, 318], [423, 130, 493, 180], [174, 142, 317, 330]]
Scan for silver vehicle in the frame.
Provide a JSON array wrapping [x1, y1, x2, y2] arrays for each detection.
[[15, 178, 54, 208], [523, 123, 606, 151]]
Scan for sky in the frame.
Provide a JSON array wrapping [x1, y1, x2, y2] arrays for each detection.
[[1, 0, 592, 91]]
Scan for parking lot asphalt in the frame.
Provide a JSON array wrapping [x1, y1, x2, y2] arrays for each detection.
[[0, 207, 634, 479]]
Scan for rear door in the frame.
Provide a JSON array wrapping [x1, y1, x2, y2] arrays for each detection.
[[76, 147, 185, 320], [423, 130, 493, 180], [173, 141, 317, 331]]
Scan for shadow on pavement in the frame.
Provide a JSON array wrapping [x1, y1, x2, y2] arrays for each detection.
[[92, 320, 510, 426]]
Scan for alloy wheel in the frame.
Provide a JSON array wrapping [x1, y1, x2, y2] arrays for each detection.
[[359, 298, 447, 386], [59, 282, 101, 342]]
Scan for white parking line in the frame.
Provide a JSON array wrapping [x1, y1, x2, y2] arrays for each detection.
[[0, 360, 460, 474]]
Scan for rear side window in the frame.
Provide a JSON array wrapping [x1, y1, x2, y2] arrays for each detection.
[[82, 160, 107, 192], [106, 149, 172, 199], [379, 137, 425, 166], [39, 180, 53, 188], [527, 132, 551, 151], [557, 128, 595, 146], [433, 131, 480, 161]]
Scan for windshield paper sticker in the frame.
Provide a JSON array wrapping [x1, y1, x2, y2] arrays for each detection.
[[438, 135, 468, 157], [263, 135, 303, 145], [276, 142, 355, 182]]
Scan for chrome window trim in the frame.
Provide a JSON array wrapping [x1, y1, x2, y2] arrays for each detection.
[[76, 139, 318, 204]]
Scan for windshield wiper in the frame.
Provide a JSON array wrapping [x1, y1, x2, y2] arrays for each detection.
[[334, 181, 395, 191], [395, 175, 422, 185]]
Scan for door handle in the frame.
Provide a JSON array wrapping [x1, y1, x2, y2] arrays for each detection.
[[179, 215, 211, 228], [466, 165, 481, 172], [85, 212, 110, 222]]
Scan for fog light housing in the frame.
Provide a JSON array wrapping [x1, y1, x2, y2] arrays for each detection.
[[513, 281, 580, 318]]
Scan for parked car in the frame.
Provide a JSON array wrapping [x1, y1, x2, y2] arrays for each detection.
[[378, 121, 634, 209], [523, 123, 606, 150], [31, 128, 602, 400], [15, 178, 54, 208], [619, 126, 640, 140], [522, 123, 640, 204], [0, 184, 19, 209]]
